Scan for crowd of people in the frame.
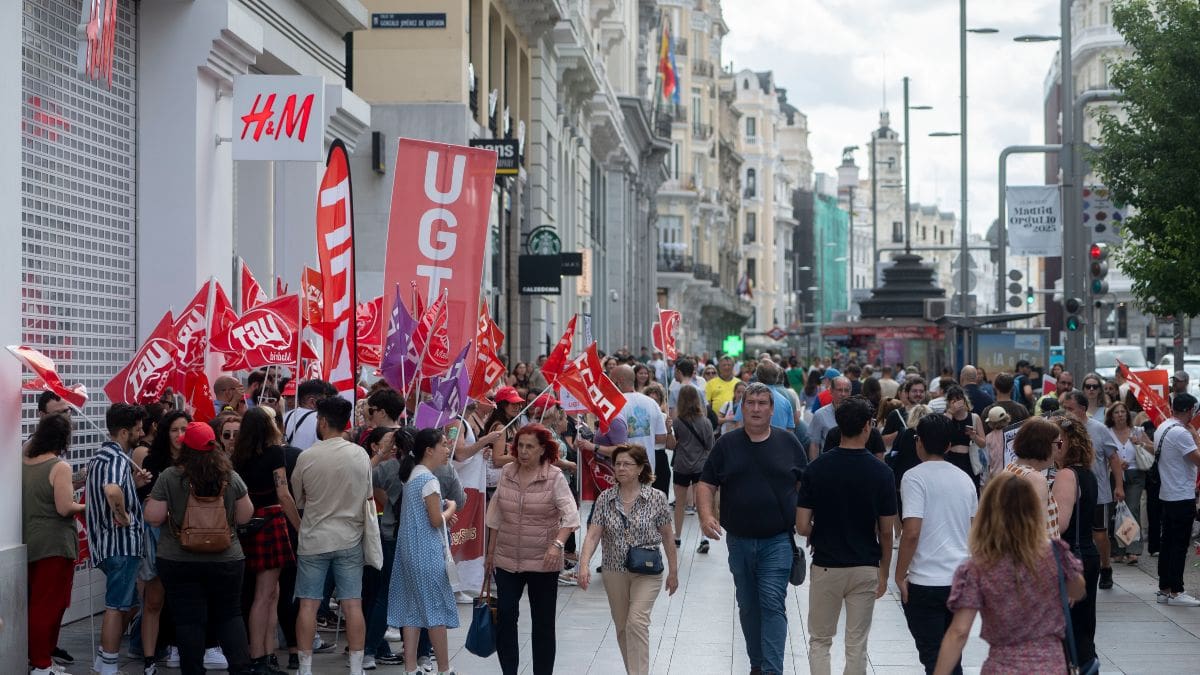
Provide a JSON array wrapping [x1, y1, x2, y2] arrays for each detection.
[[19, 346, 1200, 675]]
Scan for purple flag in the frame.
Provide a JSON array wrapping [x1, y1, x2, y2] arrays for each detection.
[[414, 343, 471, 429], [380, 283, 418, 390]]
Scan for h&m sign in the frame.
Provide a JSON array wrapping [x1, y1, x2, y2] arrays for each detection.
[[233, 75, 326, 162]]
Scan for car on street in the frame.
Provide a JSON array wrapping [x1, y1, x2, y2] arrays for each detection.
[[1094, 344, 1149, 381]]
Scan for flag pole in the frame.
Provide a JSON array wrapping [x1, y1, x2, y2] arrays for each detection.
[[499, 381, 556, 433]]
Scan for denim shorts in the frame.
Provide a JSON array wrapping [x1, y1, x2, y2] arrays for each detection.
[[295, 544, 364, 601], [98, 554, 141, 610]]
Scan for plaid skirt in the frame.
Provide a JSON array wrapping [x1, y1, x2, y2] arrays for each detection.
[[241, 505, 294, 573]]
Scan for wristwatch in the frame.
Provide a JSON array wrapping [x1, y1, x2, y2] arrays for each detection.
[[553, 540, 564, 550]]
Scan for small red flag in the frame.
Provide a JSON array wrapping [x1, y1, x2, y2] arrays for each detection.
[[559, 342, 626, 432], [239, 257, 269, 312], [105, 311, 179, 404], [542, 315, 578, 381], [7, 345, 89, 408]]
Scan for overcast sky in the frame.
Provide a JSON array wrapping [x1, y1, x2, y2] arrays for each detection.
[[722, 0, 1063, 238]]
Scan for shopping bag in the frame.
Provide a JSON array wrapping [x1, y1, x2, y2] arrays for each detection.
[[1114, 501, 1141, 547], [464, 567, 497, 657]]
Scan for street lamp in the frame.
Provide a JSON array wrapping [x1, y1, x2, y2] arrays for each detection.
[[929, 131, 961, 138], [1014, 34, 1060, 43], [901, 77, 933, 256]]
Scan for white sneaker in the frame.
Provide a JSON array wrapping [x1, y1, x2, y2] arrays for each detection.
[[162, 646, 180, 668], [384, 626, 403, 641], [31, 667, 64, 675], [1167, 592, 1200, 607], [144, 664, 158, 675], [202, 647, 228, 669], [417, 655, 434, 672], [361, 654, 377, 671], [1157, 590, 1170, 604]]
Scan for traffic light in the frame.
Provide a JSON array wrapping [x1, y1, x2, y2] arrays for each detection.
[[1026, 286, 1035, 306], [1064, 296, 1083, 331], [1006, 270, 1024, 309], [1089, 243, 1109, 295]]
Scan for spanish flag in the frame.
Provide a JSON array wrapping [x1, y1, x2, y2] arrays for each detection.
[[658, 18, 680, 105]]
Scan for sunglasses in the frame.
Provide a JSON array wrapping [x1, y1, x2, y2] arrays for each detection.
[[222, 430, 239, 440], [1083, 384, 1100, 390]]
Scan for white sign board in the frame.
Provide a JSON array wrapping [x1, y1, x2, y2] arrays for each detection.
[[1006, 186, 1062, 257], [232, 75, 325, 161]]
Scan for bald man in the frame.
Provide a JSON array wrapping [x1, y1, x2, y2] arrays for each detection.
[[960, 365, 994, 417], [611, 364, 670, 493], [213, 375, 245, 415]]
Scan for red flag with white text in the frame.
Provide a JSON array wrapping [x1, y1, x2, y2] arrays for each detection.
[[558, 342, 626, 432], [412, 291, 451, 377], [542, 315, 577, 381], [174, 280, 236, 376], [652, 309, 681, 360], [211, 294, 305, 371], [317, 140, 358, 402], [105, 311, 179, 404], [6, 345, 89, 408], [468, 300, 506, 399], [356, 296, 384, 367], [1119, 360, 1171, 426], [239, 257, 269, 312]]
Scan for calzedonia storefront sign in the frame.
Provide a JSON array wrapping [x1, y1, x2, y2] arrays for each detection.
[[371, 13, 447, 29]]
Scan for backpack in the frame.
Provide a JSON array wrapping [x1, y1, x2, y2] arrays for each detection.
[[173, 480, 232, 554]]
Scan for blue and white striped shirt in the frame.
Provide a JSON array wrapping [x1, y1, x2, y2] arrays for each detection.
[[85, 442, 144, 566]]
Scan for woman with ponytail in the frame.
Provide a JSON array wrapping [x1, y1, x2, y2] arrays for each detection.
[[386, 428, 460, 675]]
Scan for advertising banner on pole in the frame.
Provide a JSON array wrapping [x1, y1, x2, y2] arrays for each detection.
[[381, 139, 497, 372], [1006, 186, 1062, 257], [317, 140, 358, 403]]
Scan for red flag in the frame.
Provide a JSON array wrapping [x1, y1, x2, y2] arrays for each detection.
[[578, 444, 616, 502], [356, 296, 384, 367], [6, 345, 89, 408], [542, 316, 577, 381], [211, 294, 303, 371], [1119, 360, 1170, 426], [184, 370, 215, 424], [652, 309, 681, 360], [174, 280, 236, 376], [317, 140, 358, 401], [105, 311, 179, 404], [468, 300, 506, 400], [381, 139, 496, 386], [275, 276, 288, 298], [412, 292, 451, 377], [301, 267, 323, 327], [559, 343, 626, 432], [239, 257, 269, 311]]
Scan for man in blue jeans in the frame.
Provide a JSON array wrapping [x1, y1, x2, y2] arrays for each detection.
[[699, 382, 808, 675]]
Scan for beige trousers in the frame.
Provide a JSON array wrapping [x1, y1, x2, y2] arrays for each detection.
[[807, 565, 879, 675], [602, 570, 662, 674]]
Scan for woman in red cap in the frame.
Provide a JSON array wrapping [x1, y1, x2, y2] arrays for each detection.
[[144, 422, 255, 675], [480, 386, 526, 496]]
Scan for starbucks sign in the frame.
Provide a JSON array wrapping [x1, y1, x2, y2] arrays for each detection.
[[525, 226, 561, 255]]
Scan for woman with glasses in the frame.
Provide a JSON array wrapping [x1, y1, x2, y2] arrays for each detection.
[[1005, 417, 1061, 539], [1105, 401, 1151, 565], [577, 444, 678, 675], [1049, 411, 1101, 667], [701, 365, 718, 381], [942, 386, 985, 489], [212, 413, 242, 454], [481, 387, 526, 497], [1082, 373, 1109, 423]]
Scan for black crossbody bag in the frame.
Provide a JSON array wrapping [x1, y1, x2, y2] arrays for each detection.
[[747, 437, 807, 586]]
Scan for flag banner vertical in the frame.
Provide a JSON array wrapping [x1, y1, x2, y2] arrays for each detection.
[[450, 452, 487, 593], [239, 257, 269, 312], [382, 139, 497, 379], [317, 139, 358, 403], [541, 315, 577, 381], [1006, 186, 1062, 257]]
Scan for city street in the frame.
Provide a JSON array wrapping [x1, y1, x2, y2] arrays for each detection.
[[55, 513, 1200, 675]]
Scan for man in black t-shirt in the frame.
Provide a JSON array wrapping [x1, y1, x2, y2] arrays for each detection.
[[882, 377, 926, 448], [797, 396, 897, 675], [699, 383, 807, 675]]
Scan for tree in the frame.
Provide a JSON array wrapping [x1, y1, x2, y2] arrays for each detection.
[[1093, 0, 1200, 317]]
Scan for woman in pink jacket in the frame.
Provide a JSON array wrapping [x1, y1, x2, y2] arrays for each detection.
[[485, 423, 580, 675]]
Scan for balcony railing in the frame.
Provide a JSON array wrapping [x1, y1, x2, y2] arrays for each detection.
[[665, 173, 698, 191], [691, 59, 713, 78], [657, 253, 694, 273], [691, 122, 712, 141]]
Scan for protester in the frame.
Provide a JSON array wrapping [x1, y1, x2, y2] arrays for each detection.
[[482, 386, 525, 493], [281, 380, 334, 450], [1061, 390, 1124, 590], [1151, 393, 1200, 606], [633, 363, 653, 391], [144, 422, 254, 675], [808, 376, 852, 459], [363, 426, 410, 668], [291, 397, 374, 675], [668, 359, 708, 414], [86, 403, 151, 675], [508, 361, 532, 398], [1082, 372, 1109, 422], [1006, 417, 1060, 538], [577, 444, 679, 674], [23, 413, 85, 675], [797, 396, 897, 675], [670, 384, 715, 553], [895, 415, 977, 674], [933, 473, 1085, 674], [230, 407, 301, 674], [485, 424, 580, 675], [213, 375, 246, 416], [609, 365, 669, 483], [699, 382, 808, 675], [388, 428, 460, 675]]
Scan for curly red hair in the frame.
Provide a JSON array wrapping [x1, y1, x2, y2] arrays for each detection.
[[511, 423, 560, 464]]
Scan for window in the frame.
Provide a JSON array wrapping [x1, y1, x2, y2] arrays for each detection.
[[745, 168, 756, 197], [892, 221, 903, 243], [672, 142, 680, 178], [744, 212, 757, 244], [939, 231, 945, 245], [743, 78, 749, 90], [746, 258, 757, 286], [746, 116, 756, 138]]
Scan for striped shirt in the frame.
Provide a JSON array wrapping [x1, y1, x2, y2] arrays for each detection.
[[1006, 463, 1059, 539], [85, 442, 144, 566]]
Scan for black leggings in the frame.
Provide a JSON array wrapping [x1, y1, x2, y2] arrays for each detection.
[[653, 448, 672, 497], [494, 569, 558, 675], [158, 558, 251, 675]]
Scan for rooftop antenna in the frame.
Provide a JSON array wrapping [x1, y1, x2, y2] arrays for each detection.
[[881, 52, 888, 111]]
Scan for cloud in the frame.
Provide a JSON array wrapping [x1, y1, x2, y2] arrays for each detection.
[[721, 0, 1062, 238]]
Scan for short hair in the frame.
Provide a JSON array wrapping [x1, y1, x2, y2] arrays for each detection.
[[297, 379, 335, 404], [902, 377, 926, 394], [943, 385, 966, 402], [611, 444, 653, 484], [743, 382, 774, 404], [316, 396, 353, 433], [834, 395, 875, 436], [755, 360, 781, 385], [993, 372, 1014, 395], [37, 390, 63, 413], [1172, 392, 1198, 414], [675, 359, 696, 378], [1040, 397, 1060, 413], [915, 414, 954, 456], [846, 364, 861, 377], [1064, 390, 1089, 410], [105, 403, 147, 436], [512, 423, 560, 464], [247, 369, 267, 387], [1016, 359, 1030, 369], [367, 388, 405, 420], [1013, 417, 1058, 462]]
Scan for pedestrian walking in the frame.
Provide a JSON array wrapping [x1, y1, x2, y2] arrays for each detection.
[[942, 386, 985, 489], [388, 428, 461, 675], [808, 376, 852, 459], [796, 396, 897, 675], [895, 415, 977, 674], [23, 413, 85, 675], [698, 382, 808, 675], [1106, 400, 1150, 565], [1151, 393, 1200, 606], [669, 385, 714, 553], [1006, 417, 1061, 539], [577, 444, 678, 674], [1062, 390, 1124, 590], [933, 473, 1085, 674], [363, 426, 410, 669], [143, 422, 255, 675], [485, 424, 580, 675]]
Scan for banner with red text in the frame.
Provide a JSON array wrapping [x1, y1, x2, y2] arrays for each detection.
[[381, 139, 497, 380], [105, 311, 179, 404], [449, 451, 487, 593], [317, 140, 358, 402]]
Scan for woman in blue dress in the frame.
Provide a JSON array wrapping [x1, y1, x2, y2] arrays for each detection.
[[388, 428, 460, 675]]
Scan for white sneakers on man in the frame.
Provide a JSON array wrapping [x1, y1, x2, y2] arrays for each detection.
[[1165, 592, 1200, 607], [202, 647, 228, 669]]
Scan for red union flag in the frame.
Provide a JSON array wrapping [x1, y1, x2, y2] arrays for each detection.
[[559, 342, 626, 432], [317, 140, 358, 401], [7, 345, 89, 408], [239, 257, 269, 311], [542, 316, 577, 381], [174, 280, 236, 374], [184, 370, 215, 424], [105, 311, 179, 404], [468, 300, 506, 400], [381, 139, 497, 381], [356, 296, 384, 367], [651, 309, 681, 360], [1118, 360, 1170, 426], [211, 294, 302, 371], [413, 291, 451, 377], [301, 267, 323, 326]]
